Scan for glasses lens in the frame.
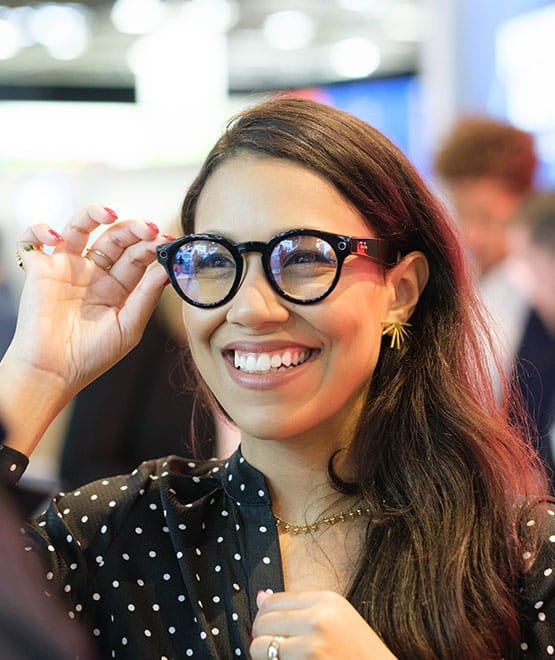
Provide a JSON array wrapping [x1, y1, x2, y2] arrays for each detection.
[[269, 235, 337, 301], [171, 240, 236, 305]]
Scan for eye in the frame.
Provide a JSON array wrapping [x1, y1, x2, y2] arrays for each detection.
[[197, 252, 235, 270], [282, 250, 329, 266]]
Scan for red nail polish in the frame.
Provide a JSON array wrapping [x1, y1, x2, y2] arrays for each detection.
[[161, 234, 176, 241], [164, 277, 171, 287], [48, 228, 64, 242], [104, 207, 118, 220], [249, 634, 254, 642], [146, 221, 159, 234]]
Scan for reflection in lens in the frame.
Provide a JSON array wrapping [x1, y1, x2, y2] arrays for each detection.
[[270, 235, 337, 300], [173, 240, 236, 304]]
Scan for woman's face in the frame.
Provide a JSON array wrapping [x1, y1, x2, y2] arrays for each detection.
[[182, 155, 398, 447]]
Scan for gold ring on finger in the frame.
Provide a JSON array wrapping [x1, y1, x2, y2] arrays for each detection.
[[267, 636, 285, 660], [15, 244, 36, 270], [84, 248, 114, 271]]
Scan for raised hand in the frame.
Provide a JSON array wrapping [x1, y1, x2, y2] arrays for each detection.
[[0, 203, 171, 455], [251, 590, 397, 659]]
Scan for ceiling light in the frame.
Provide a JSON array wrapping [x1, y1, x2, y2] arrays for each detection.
[[263, 10, 315, 50], [111, 0, 166, 35], [336, 0, 385, 12], [27, 3, 90, 60], [330, 37, 381, 78], [0, 18, 20, 59], [9, 7, 35, 45], [186, 0, 239, 33], [384, 2, 428, 41]]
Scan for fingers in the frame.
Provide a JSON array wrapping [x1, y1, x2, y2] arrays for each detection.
[[250, 634, 289, 660], [84, 219, 165, 294], [60, 203, 119, 255], [15, 203, 120, 271], [253, 591, 321, 640], [118, 263, 170, 338], [16, 205, 164, 286], [251, 591, 394, 659], [16, 223, 65, 271]]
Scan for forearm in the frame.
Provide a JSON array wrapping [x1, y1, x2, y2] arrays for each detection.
[[0, 349, 72, 458]]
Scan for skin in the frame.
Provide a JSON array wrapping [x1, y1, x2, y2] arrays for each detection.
[[0, 156, 428, 658], [511, 226, 555, 334], [442, 177, 524, 277]]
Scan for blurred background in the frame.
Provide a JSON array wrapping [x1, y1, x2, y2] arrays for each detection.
[[1, 0, 554, 496]]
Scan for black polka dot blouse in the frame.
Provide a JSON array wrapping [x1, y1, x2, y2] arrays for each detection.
[[2, 443, 555, 658]]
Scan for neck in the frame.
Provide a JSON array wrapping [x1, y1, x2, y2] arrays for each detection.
[[241, 431, 358, 525]]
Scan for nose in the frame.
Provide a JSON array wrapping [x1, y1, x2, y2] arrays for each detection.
[[226, 255, 290, 328]]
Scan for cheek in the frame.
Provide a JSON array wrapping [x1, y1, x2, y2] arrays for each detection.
[[182, 308, 218, 368], [317, 289, 387, 365]]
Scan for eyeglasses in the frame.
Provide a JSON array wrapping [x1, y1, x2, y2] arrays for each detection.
[[156, 228, 390, 308]]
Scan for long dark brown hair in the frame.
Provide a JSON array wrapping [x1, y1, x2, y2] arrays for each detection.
[[179, 96, 549, 658]]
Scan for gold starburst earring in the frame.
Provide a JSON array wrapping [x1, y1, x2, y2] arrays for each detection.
[[381, 320, 411, 350]]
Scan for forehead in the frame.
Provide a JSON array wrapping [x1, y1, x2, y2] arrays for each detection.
[[194, 154, 371, 240]]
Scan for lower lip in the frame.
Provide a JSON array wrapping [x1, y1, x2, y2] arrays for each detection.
[[223, 353, 317, 390]]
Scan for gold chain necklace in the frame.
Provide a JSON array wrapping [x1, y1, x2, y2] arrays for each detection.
[[273, 506, 372, 535]]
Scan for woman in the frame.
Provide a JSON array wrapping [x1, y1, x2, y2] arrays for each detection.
[[0, 97, 553, 659]]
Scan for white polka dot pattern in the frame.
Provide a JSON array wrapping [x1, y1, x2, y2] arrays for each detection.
[[3, 444, 555, 657], [10, 449, 282, 657]]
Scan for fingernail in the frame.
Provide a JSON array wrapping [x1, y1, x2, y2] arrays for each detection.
[[104, 207, 118, 220], [164, 277, 171, 287], [256, 590, 269, 608], [48, 228, 64, 242], [146, 221, 159, 234], [161, 234, 176, 241], [249, 634, 254, 642]]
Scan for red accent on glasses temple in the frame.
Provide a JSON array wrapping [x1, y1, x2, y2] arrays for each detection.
[[350, 238, 386, 260]]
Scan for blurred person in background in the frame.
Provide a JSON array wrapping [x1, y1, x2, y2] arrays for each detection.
[[433, 116, 538, 376], [511, 190, 555, 481], [433, 116, 555, 482]]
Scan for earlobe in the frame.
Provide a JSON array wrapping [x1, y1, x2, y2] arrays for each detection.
[[385, 251, 429, 322]]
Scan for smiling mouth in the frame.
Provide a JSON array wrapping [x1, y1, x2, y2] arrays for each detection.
[[232, 348, 315, 374]]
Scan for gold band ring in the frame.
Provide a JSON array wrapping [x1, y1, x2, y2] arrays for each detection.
[[267, 636, 285, 660], [15, 244, 35, 271], [84, 248, 114, 271]]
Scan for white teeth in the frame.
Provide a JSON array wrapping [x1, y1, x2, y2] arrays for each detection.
[[233, 349, 312, 374], [258, 353, 271, 371]]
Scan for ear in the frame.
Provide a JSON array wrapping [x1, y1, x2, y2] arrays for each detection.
[[384, 251, 429, 323]]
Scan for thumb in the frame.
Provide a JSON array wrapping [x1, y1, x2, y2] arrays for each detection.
[[118, 265, 168, 344]]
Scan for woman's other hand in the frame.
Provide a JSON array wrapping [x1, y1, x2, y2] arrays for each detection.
[[251, 590, 397, 659]]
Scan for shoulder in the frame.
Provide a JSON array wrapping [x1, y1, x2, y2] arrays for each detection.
[[28, 454, 229, 549], [518, 500, 555, 655], [53, 454, 227, 513]]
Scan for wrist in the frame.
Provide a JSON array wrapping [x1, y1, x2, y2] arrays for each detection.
[[0, 350, 72, 457]]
